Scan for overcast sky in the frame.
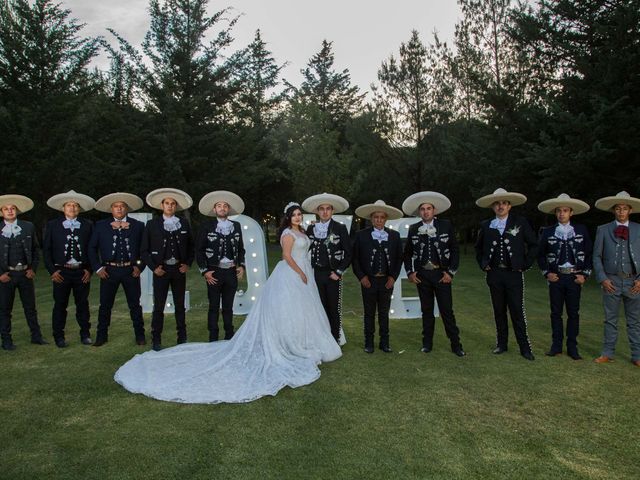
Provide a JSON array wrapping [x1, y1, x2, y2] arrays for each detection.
[[61, 0, 461, 94]]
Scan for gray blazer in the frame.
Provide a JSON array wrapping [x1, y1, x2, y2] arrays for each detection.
[[593, 221, 640, 283]]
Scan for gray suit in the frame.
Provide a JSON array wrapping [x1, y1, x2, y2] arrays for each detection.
[[593, 221, 640, 361]]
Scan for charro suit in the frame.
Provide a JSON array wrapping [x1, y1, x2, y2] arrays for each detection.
[[352, 226, 402, 349], [43, 217, 93, 342], [538, 223, 592, 355], [306, 219, 352, 341], [475, 214, 538, 355], [404, 218, 463, 352], [593, 221, 640, 361], [88, 216, 146, 343]]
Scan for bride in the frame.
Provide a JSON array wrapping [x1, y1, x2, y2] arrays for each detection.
[[114, 203, 342, 403]]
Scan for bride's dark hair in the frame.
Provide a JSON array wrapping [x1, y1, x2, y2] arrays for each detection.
[[278, 203, 306, 238]]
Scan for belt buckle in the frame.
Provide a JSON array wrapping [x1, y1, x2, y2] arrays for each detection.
[[423, 262, 438, 271], [165, 258, 178, 266]]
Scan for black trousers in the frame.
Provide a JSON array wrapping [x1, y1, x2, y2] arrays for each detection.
[[486, 269, 532, 354], [206, 267, 237, 341], [416, 269, 462, 351], [0, 271, 43, 342], [548, 273, 582, 354], [52, 268, 91, 341], [314, 270, 341, 341], [361, 276, 392, 347], [151, 265, 186, 342], [96, 266, 145, 341]]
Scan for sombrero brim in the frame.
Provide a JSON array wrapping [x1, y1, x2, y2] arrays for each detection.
[[0, 194, 34, 214], [146, 188, 193, 211], [476, 192, 526, 208], [355, 203, 403, 220], [47, 191, 95, 212], [595, 196, 640, 212], [538, 198, 590, 215], [95, 193, 144, 213], [402, 192, 451, 216], [302, 193, 349, 214], [199, 191, 245, 216]]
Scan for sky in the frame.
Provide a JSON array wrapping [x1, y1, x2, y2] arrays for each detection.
[[60, 0, 462, 94]]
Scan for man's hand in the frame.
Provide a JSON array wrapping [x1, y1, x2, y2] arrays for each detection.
[[439, 272, 452, 284], [154, 266, 166, 277], [51, 270, 64, 283], [204, 271, 218, 286], [547, 273, 559, 282], [82, 269, 91, 284], [97, 268, 109, 280], [236, 266, 244, 280], [631, 280, 640, 295], [179, 264, 189, 274], [360, 276, 371, 289], [132, 266, 141, 278], [329, 272, 340, 281], [25, 268, 35, 279], [385, 276, 395, 289], [408, 272, 421, 284], [0, 272, 11, 283], [574, 274, 586, 285], [601, 279, 616, 294]]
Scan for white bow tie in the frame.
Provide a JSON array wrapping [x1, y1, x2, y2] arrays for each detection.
[[163, 216, 181, 232], [216, 219, 234, 235], [371, 229, 388, 242], [2, 222, 21, 238], [63, 219, 80, 230], [490, 218, 507, 234], [418, 223, 437, 237], [555, 224, 575, 240], [313, 221, 330, 239]]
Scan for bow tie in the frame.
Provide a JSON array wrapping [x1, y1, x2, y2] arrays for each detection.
[[1, 223, 21, 238], [313, 222, 330, 239], [216, 219, 234, 236], [614, 225, 629, 241], [418, 224, 437, 237], [111, 221, 130, 230], [371, 229, 388, 242], [555, 224, 575, 240], [63, 219, 80, 230], [163, 217, 181, 232]]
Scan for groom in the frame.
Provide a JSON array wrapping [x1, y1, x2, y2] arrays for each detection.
[[302, 193, 352, 343]]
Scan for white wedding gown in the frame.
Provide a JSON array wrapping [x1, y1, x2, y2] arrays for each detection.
[[114, 228, 342, 404]]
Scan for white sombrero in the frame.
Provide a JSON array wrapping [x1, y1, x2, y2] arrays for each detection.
[[402, 191, 451, 216], [47, 190, 95, 212], [302, 193, 349, 214], [355, 200, 403, 220], [595, 191, 640, 212], [95, 192, 144, 213], [199, 190, 245, 216], [146, 188, 193, 211], [0, 194, 34, 213], [538, 193, 590, 215], [476, 188, 527, 208]]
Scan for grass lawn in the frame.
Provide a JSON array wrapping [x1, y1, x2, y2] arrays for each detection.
[[1, 247, 638, 479]]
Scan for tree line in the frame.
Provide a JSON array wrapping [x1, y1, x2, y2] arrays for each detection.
[[1, 0, 638, 239]]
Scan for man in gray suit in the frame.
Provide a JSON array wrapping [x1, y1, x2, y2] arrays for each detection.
[[592, 191, 640, 367]]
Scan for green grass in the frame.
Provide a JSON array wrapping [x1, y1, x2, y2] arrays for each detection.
[[1, 248, 638, 479]]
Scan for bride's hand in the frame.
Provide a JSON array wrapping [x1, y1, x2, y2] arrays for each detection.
[[299, 272, 308, 284]]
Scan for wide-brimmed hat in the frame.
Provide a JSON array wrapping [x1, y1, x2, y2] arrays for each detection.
[[146, 188, 193, 211], [476, 188, 527, 208], [302, 193, 349, 214], [0, 194, 34, 213], [95, 192, 144, 213], [355, 200, 403, 220], [199, 190, 245, 216], [402, 191, 451, 216], [538, 193, 590, 215], [595, 191, 640, 212], [47, 190, 95, 212]]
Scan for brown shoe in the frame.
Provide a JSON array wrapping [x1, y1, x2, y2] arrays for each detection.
[[632, 360, 640, 367], [594, 355, 614, 364]]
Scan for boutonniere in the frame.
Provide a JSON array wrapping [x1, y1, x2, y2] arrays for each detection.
[[324, 233, 336, 246], [506, 225, 520, 237]]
